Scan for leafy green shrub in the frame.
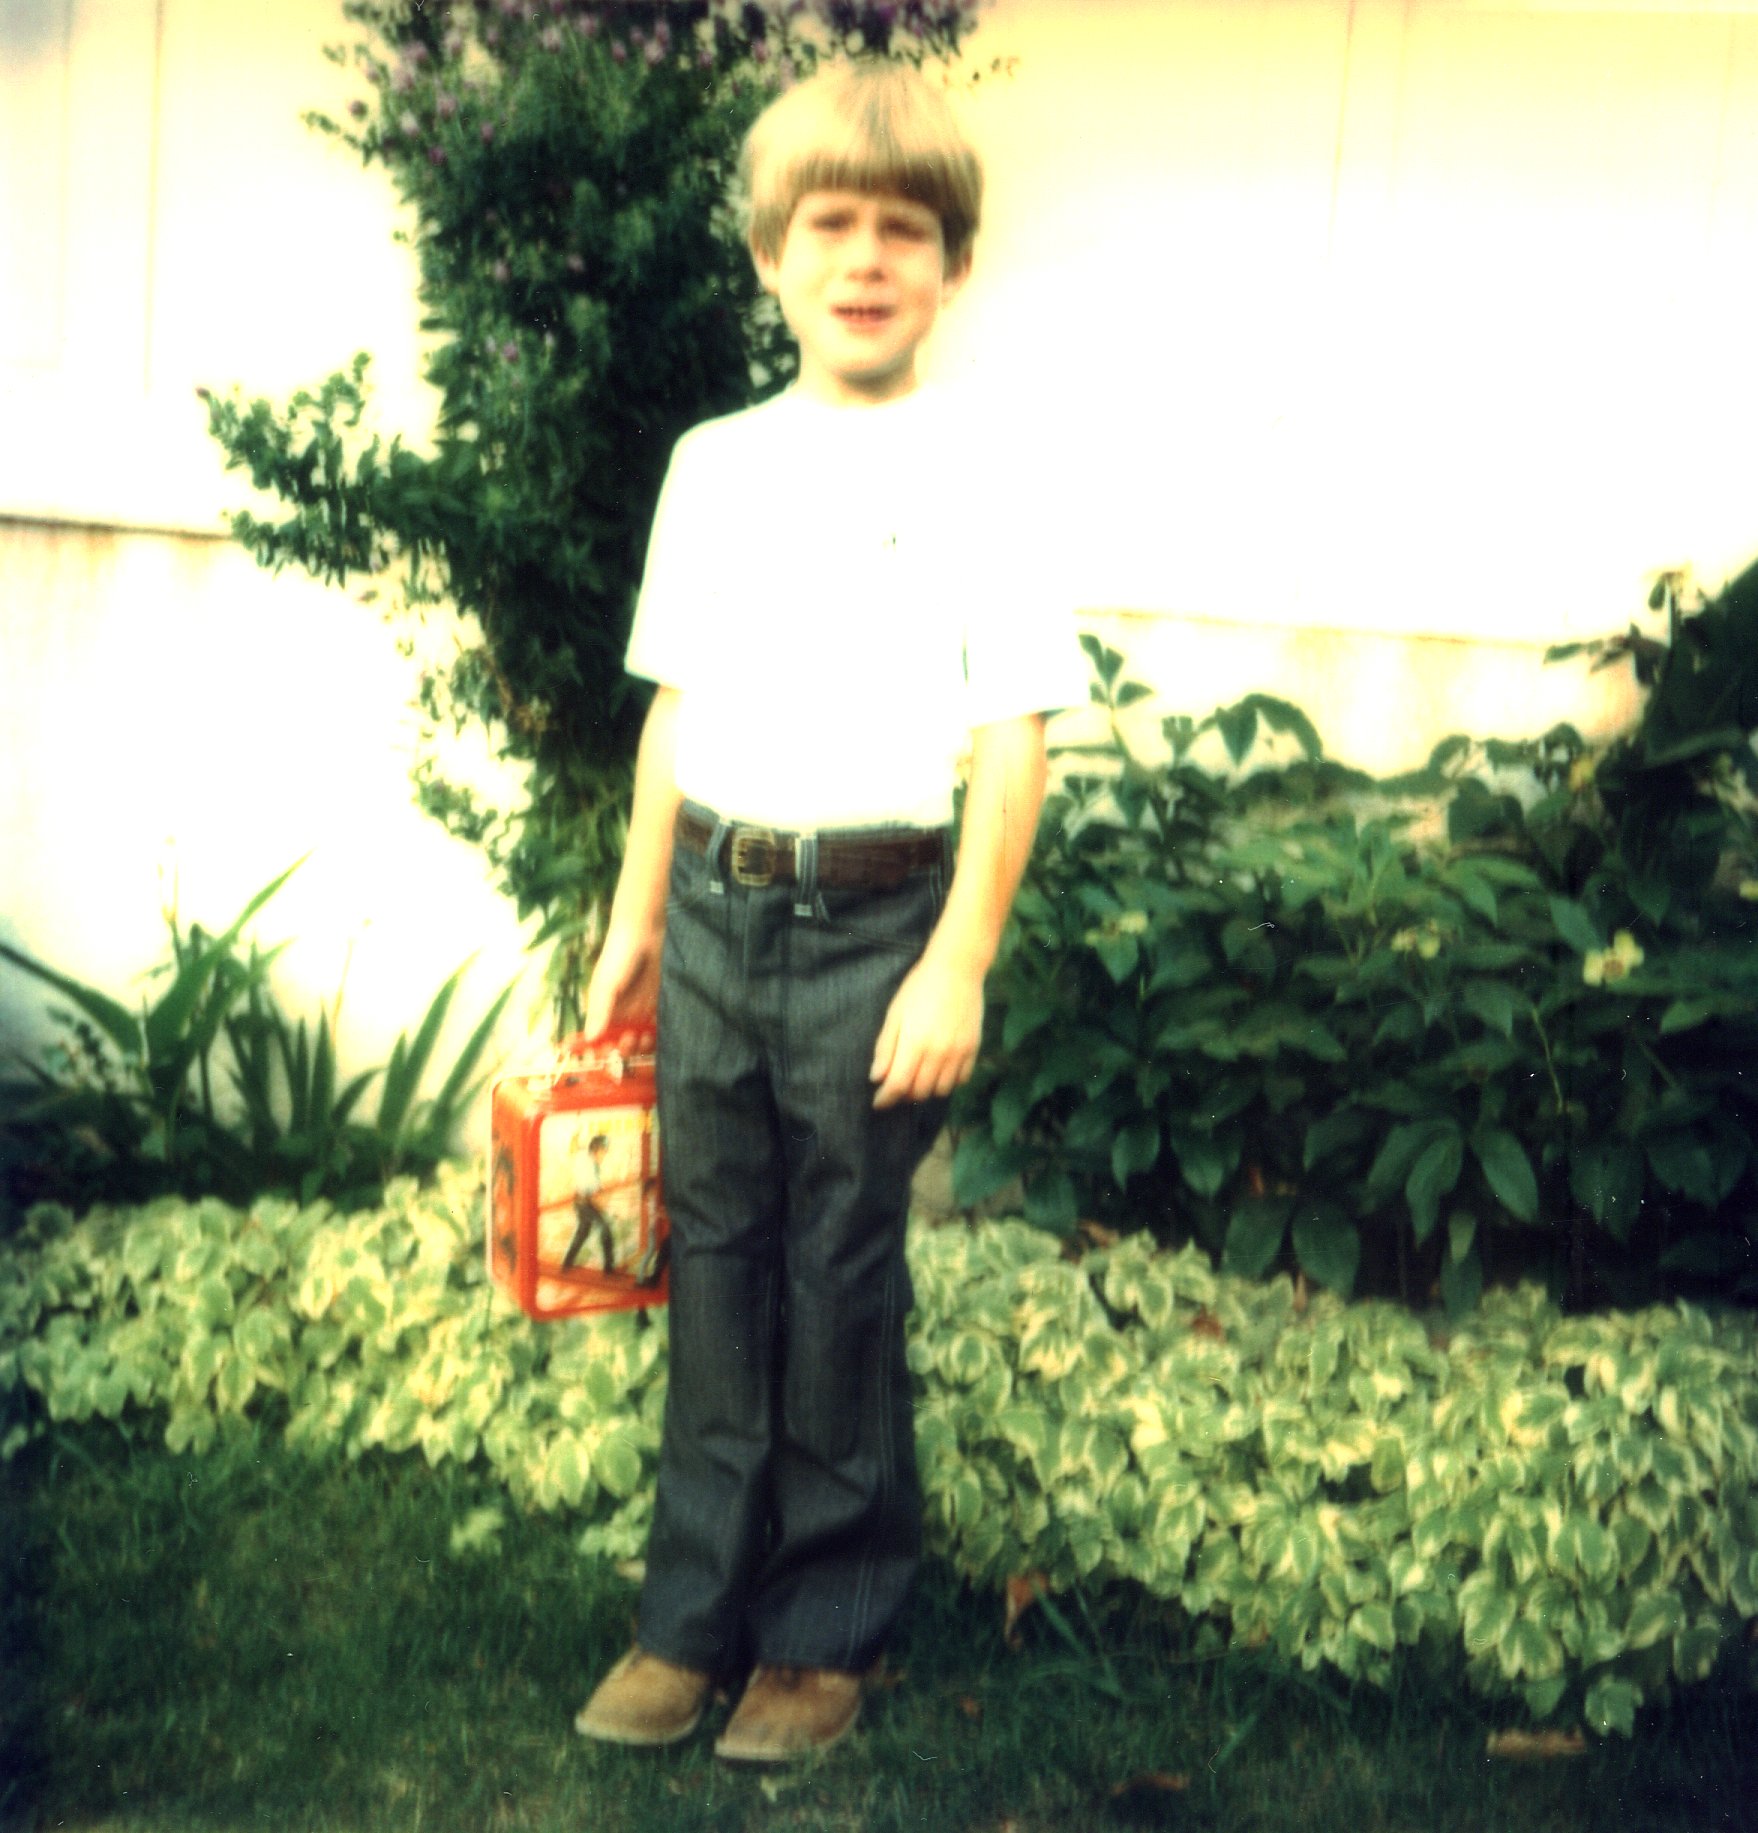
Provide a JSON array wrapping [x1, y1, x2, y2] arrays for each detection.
[[0, 863, 510, 1223], [203, 0, 988, 1028], [4, 1176, 1755, 1736], [954, 563, 1758, 1312]]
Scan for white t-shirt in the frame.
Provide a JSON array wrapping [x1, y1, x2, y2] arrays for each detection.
[[624, 386, 1086, 830]]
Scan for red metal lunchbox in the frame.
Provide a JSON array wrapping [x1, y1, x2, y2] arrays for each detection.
[[487, 1027, 670, 1320]]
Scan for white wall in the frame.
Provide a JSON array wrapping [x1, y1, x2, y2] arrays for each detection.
[[942, 0, 1758, 643], [0, 0, 535, 1124], [0, 0, 435, 526], [4, 0, 1756, 1116], [0, 520, 539, 1132]]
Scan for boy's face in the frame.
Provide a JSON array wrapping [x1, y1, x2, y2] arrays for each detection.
[[754, 188, 970, 406]]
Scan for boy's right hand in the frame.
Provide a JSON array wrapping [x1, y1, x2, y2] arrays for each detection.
[[583, 923, 662, 1040]]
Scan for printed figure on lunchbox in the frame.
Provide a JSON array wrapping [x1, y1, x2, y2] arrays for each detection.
[[487, 1029, 669, 1319], [561, 1131, 614, 1272], [538, 1110, 647, 1281]]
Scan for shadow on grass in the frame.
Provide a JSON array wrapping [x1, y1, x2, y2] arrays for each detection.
[[2, 1422, 1754, 1833]]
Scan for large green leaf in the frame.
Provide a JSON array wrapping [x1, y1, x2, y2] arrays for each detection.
[[1439, 1233, 1484, 1320], [1407, 1132, 1465, 1242], [1291, 1201, 1359, 1297], [1585, 1675, 1642, 1738], [1460, 980, 1518, 1038], [416, 976, 518, 1149], [1473, 1128, 1538, 1223], [142, 860, 304, 1063], [951, 1129, 1022, 1208], [0, 943, 140, 1058], [375, 961, 469, 1153], [1645, 1132, 1720, 1207], [1569, 1139, 1644, 1240], [1366, 1118, 1454, 1201], [1303, 1107, 1374, 1172], [1111, 1120, 1160, 1188], [1168, 1128, 1234, 1198], [1548, 896, 1604, 956], [1224, 1197, 1289, 1279]]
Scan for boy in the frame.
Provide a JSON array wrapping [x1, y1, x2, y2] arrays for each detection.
[[575, 60, 1083, 1764]]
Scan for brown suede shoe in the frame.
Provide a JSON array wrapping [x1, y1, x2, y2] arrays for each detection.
[[713, 1664, 863, 1764], [574, 1647, 711, 1748]]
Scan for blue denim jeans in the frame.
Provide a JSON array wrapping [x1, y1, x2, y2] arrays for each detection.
[[634, 805, 950, 1678]]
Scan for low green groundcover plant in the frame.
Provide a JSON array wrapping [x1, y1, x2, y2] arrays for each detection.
[[4, 1168, 1754, 1740]]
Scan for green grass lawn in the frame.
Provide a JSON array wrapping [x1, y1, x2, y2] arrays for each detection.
[[3, 1422, 1753, 1833]]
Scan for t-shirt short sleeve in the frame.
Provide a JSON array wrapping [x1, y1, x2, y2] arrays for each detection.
[[958, 453, 1090, 728], [961, 582, 1089, 729], [624, 427, 719, 692]]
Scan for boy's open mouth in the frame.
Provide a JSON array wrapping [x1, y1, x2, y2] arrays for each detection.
[[834, 305, 893, 325]]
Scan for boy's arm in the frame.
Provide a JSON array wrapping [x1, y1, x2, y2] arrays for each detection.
[[583, 686, 683, 1039], [870, 711, 1048, 1110]]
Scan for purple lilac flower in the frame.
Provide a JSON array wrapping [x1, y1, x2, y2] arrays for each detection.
[[436, 90, 459, 119], [501, 340, 520, 361], [428, 143, 447, 165]]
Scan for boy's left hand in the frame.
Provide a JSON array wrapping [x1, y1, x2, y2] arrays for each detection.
[[870, 953, 983, 1108]]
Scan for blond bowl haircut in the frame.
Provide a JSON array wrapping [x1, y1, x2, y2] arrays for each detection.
[[741, 61, 983, 275]]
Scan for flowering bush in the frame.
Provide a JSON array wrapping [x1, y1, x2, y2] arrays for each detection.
[[204, 0, 989, 1027], [954, 562, 1758, 1313]]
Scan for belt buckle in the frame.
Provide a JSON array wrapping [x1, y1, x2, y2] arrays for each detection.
[[728, 826, 779, 888]]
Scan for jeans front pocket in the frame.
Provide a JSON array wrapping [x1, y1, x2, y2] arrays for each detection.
[[811, 867, 945, 959]]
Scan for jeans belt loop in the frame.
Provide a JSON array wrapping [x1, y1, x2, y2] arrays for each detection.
[[705, 814, 731, 896], [793, 831, 819, 918]]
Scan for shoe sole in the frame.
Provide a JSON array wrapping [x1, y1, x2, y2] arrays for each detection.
[[713, 1710, 859, 1765], [574, 1704, 704, 1748]]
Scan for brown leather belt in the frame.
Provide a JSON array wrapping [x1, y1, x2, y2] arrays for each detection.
[[675, 808, 945, 891]]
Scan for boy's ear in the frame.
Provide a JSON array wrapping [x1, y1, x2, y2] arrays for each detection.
[[942, 245, 973, 302], [751, 237, 781, 297]]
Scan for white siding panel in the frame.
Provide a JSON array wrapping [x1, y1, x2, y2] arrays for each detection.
[[0, 0, 74, 371]]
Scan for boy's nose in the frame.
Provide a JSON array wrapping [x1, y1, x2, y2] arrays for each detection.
[[845, 223, 885, 273]]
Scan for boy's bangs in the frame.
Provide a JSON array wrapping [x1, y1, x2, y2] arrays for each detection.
[[785, 140, 968, 232], [744, 64, 981, 262]]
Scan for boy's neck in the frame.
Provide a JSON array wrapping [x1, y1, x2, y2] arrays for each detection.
[[792, 358, 923, 409]]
